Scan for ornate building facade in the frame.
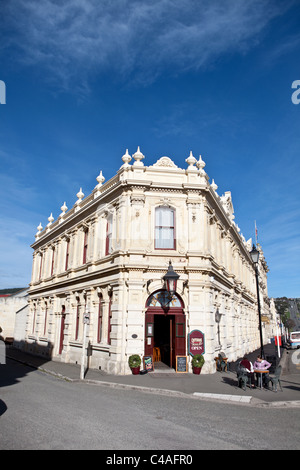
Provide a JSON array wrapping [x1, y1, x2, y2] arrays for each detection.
[[25, 148, 273, 374]]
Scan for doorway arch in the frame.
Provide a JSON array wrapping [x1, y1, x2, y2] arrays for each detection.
[[145, 290, 186, 369]]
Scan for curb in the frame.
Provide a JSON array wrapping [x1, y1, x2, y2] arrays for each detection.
[[37, 368, 300, 408], [7, 354, 300, 408], [193, 392, 252, 403]]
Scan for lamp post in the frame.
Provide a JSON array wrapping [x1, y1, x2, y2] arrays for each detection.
[[250, 244, 264, 358], [163, 261, 180, 296], [80, 309, 90, 380], [215, 308, 223, 348]]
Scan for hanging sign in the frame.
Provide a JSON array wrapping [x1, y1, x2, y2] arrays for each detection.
[[188, 330, 205, 356]]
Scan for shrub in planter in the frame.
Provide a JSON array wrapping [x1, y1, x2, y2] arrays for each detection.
[[192, 354, 205, 374], [128, 355, 141, 374]]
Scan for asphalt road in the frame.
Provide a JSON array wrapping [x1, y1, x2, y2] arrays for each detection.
[[0, 358, 299, 451]]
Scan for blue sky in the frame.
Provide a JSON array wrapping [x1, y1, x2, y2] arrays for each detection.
[[0, 0, 299, 298]]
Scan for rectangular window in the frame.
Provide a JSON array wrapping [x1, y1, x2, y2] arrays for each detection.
[[51, 248, 55, 276], [155, 207, 175, 249], [105, 216, 112, 255], [44, 304, 48, 336], [65, 240, 70, 271], [107, 297, 112, 345], [39, 254, 43, 280], [83, 229, 88, 264], [75, 302, 80, 340], [32, 305, 37, 334], [97, 296, 103, 343]]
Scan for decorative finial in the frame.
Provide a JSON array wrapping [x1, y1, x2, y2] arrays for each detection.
[[59, 202, 68, 221], [47, 213, 54, 226], [60, 202, 68, 214], [35, 222, 43, 239], [76, 188, 84, 204], [196, 154, 206, 170], [121, 149, 132, 168], [211, 179, 218, 192], [132, 146, 145, 166], [96, 171, 105, 187], [186, 150, 197, 168]]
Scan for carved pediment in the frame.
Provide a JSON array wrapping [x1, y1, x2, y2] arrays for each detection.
[[152, 156, 178, 168]]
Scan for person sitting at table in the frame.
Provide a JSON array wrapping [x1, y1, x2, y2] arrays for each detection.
[[240, 356, 255, 388], [253, 356, 271, 387], [253, 356, 271, 370]]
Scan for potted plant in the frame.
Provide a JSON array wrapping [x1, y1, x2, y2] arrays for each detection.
[[192, 354, 205, 374], [128, 354, 141, 375]]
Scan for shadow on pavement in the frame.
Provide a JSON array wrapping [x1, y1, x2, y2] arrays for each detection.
[[0, 341, 53, 389]]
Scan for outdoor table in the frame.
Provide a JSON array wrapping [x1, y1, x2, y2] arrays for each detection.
[[254, 369, 269, 390]]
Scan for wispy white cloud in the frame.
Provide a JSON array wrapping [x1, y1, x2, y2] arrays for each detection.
[[1, 0, 290, 91]]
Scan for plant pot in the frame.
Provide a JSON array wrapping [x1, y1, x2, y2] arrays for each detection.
[[131, 366, 140, 375], [193, 367, 202, 375]]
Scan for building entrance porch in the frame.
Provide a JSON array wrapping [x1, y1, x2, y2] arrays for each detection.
[[145, 290, 186, 370]]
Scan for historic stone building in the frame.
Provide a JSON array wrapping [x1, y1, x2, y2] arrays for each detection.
[[25, 148, 273, 374]]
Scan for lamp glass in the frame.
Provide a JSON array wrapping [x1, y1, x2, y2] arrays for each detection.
[[163, 261, 179, 295], [250, 244, 259, 264]]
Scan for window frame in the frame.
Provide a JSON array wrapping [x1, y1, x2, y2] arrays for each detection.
[[75, 301, 80, 340], [97, 295, 103, 343], [39, 253, 43, 280], [105, 214, 113, 256], [65, 239, 70, 271], [107, 295, 112, 345], [51, 247, 55, 277], [154, 206, 176, 250], [43, 302, 48, 336], [83, 229, 88, 264]]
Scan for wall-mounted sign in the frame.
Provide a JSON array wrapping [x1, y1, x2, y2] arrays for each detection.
[[147, 323, 153, 336], [188, 330, 205, 356]]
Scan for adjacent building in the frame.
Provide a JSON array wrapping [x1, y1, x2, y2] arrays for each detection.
[[25, 148, 273, 374], [0, 288, 28, 343]]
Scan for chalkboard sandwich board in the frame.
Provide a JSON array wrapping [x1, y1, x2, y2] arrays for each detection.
[[143, 355, 154, 372], [176, 355, 188, 373]]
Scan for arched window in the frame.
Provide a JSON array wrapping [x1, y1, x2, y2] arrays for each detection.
[[146, 290, 183, 308], [155, 206, 175, 249]]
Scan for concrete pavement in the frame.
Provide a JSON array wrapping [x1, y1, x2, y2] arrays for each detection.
[[5, 344, 300, 408]]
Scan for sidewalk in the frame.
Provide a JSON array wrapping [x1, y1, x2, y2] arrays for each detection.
[[5, 344, 300, 408]]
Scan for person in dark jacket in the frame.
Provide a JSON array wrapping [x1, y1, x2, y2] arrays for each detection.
[[240, 356, 255, 388]]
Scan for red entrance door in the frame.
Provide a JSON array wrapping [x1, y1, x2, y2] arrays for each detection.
[[145, 291, 185, 369], [145, 311, 185, 368]]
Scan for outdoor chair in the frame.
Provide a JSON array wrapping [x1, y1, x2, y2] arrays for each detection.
[[215, 352, 228, 372], [236, 366, 250, 391], [218, 354, 228, 372], [266, 365, 283, 392]]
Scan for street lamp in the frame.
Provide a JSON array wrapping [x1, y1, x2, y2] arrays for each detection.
[[163, 261, 180, 296], [250, 244, 264, 358], [215, 308, 223, 348], [80, 309, 90, 380]]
